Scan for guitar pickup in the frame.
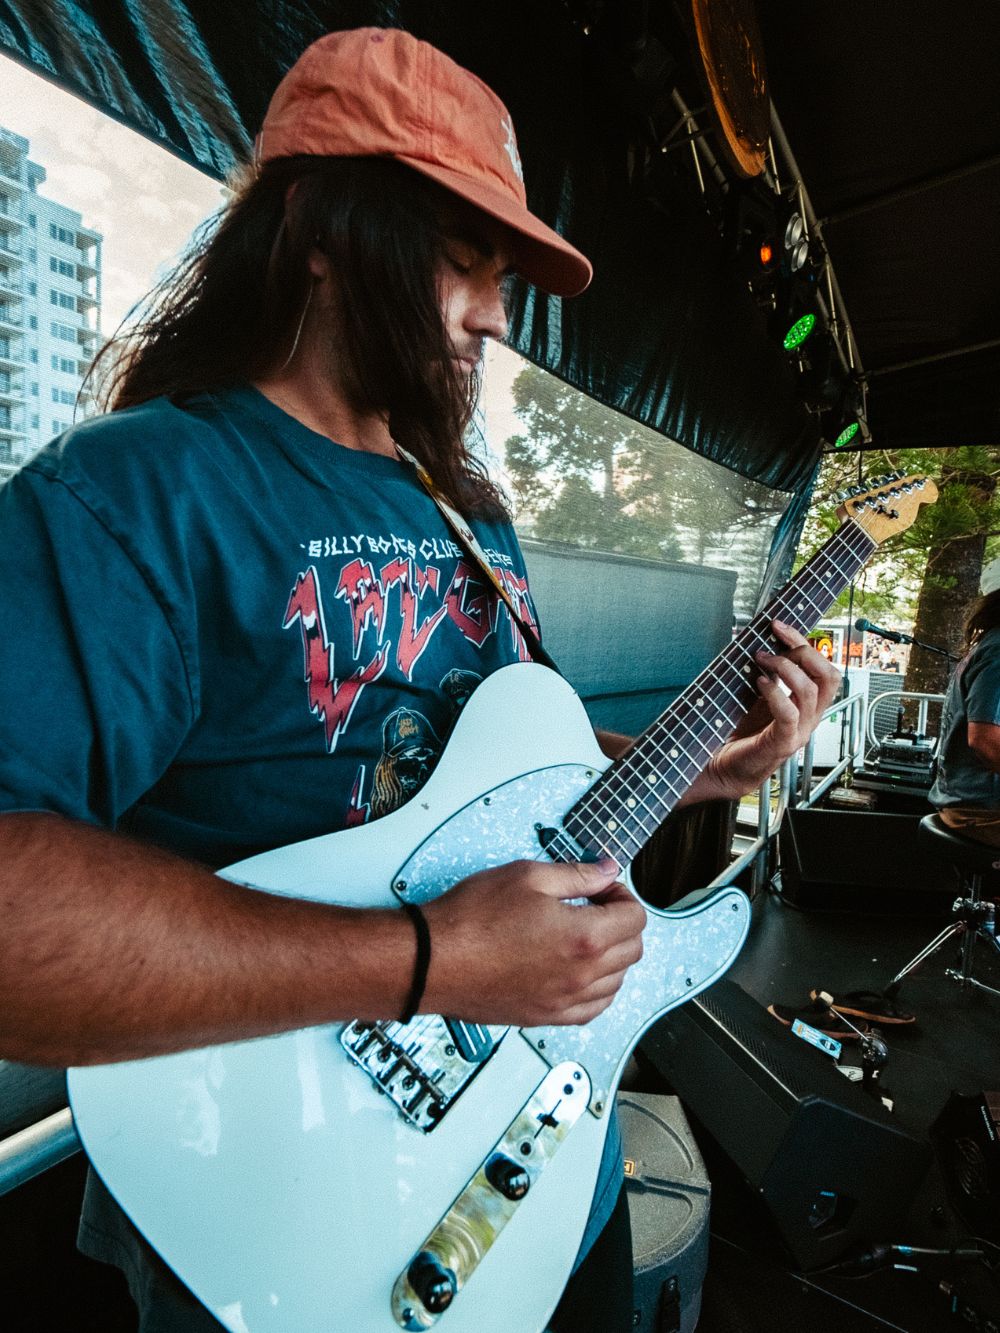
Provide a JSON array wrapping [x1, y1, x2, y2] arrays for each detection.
[[390, 1061, 591, 1329]]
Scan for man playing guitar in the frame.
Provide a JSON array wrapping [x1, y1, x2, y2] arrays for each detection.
[[0, 28, 839, 1330]]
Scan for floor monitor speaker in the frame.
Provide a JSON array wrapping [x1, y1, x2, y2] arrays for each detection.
[[640, 977, 932, 1270]]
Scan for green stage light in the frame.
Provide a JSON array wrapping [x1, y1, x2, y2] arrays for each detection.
[[783, 312, 816, 350], [834, 421, 860, 447]]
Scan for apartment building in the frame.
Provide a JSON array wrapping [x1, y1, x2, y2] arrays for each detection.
[[0, 126, 101, 478]]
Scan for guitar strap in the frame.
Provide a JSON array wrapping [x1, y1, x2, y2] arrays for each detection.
[[395, 442, 561, 675]]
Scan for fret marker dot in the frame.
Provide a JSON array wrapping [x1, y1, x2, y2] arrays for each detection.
[[798, 601, 805, 609], [626, 798, 636, 809], [669, 748, 679, 758], [647, 772, 657, 784], [606, 819, 618, 832], [714, 718, 723, 727], [696, 696, 704, 706]]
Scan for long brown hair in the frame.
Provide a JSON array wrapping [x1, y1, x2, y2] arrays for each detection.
[[963, 588, 1000, 653], [93, 156, 508, 519]]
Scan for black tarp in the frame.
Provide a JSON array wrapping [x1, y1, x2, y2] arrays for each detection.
[[758, 0, 1000, 453], [0, 0, 821, 493]]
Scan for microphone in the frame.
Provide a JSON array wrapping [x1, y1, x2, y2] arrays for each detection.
[[854, 618, 905, 643]]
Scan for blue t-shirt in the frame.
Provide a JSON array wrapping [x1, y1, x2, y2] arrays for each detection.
[[0, 385, 542, 856], [0, 385, 621, 1320], [930, 626, 1000, 809]]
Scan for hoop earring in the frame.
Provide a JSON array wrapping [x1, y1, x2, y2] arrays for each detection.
[[279, 283, 314, 372]]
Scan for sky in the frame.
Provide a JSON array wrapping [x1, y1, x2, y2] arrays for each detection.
[[0, 52, 524, 455], [0, 54, 224, 332]]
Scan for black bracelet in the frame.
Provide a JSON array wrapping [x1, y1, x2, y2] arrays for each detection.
[[398, 902, 431, 1024]]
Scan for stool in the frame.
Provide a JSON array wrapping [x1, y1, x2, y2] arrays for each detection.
[[884, 813, 1000, 1001]]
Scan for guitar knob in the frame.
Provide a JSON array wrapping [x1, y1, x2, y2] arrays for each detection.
[[408, 1251, 456, 1313], [486, 1154, 531, 1200]]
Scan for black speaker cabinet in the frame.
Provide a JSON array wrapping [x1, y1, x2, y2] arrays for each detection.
[[640, 978, 932, 1271], [778, 808, 960, 910]]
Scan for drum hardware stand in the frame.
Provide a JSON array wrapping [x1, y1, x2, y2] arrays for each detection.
[[884, 888, 1000, 1002]]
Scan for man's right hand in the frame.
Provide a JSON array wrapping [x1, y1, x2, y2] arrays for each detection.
[[421, 857, 646, 1028]]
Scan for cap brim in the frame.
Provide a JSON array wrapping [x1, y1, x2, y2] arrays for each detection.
[[397, 156, 593, 298]]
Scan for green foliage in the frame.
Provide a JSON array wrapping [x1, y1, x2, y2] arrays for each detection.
[[502, 362, 781, 572], [794, 444, 1000, 622]]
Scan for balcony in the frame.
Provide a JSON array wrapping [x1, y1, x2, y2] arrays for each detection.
[[0, 206, 24, 231], [0, 275, 23, 299], [0, 170, 26, 195], [0, 383, 24, 405], [0, 311, 23, 335]]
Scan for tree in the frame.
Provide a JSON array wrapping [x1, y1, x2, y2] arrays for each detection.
[[796, 444, 1000, 692], [503, 362, 782, 575]]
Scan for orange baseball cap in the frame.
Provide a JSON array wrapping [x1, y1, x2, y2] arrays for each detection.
[[256, 27, 592, 297]]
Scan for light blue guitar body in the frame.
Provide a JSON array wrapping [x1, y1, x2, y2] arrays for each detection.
[[69, 664, 750, 1333]]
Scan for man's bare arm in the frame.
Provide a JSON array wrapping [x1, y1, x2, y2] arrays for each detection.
[[0, 812, 644, 1067]]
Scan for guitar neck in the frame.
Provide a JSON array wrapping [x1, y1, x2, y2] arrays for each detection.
[[562, 518, 877, 865]]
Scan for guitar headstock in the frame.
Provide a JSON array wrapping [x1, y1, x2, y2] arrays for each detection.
[[835, 472, 938, 544]]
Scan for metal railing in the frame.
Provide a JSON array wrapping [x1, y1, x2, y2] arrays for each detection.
[[0, 1109, 78, 1197], [796, 690, 866, 809], [708, 690, 866, 893]]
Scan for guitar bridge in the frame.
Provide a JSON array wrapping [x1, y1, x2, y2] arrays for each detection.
[[340, 1016, 504, 1132]]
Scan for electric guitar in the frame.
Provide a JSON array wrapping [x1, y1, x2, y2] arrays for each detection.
[[68, 473, 936, 1332]]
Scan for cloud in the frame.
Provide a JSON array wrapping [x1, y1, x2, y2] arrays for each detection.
[[0, 53, 224, 330]]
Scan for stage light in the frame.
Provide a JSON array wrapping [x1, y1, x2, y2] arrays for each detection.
[[820, 372, 866, 448], [783, 312, 816, 350], [833, 421, 860, 447], [783, 209, 810, 272]]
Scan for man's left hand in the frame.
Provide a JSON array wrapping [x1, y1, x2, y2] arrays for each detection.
[[688, 619, 842, 804]]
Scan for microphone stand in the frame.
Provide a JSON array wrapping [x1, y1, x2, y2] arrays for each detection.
[[892, 631, 961, 665]]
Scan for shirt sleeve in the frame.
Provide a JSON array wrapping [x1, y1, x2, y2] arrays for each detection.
[[0, 468, 195, 827], [963, 635, 1000, 727]]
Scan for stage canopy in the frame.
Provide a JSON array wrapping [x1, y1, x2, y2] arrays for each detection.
[[1, 1, 997, 492]]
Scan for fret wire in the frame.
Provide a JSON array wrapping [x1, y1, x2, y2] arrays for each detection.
[[697, 663, 751, 710], [638, 731, 714, 782], [571, 772, 681, 847], [574, 782, 665, 849], [642, 709, 717, 764], [575, 779, 671, 841], [588, 773, 663, 832], [583, 789, 659, 841]]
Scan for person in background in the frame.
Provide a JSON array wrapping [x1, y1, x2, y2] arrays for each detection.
[[930, 580, 1000, 848]]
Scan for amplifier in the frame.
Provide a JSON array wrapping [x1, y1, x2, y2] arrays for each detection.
[[640, 978, 932, 1270], [873, 737, 936, 783], [778, 808, 959, 909]]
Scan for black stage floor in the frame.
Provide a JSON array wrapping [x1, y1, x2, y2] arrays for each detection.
[[644, 877, 1000, 1333]]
